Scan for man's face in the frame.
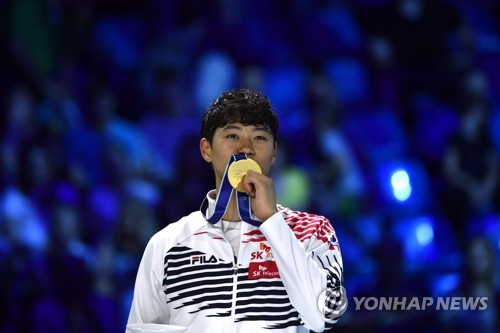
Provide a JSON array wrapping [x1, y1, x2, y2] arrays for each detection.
[[200, 122, 277, 187]]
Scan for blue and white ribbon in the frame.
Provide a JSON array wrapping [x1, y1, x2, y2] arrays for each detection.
[[200, 154, 261, 226]]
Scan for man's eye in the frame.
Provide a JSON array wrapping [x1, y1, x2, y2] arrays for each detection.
[[255, 136, 268, 141], [227, 134, 238, 139]]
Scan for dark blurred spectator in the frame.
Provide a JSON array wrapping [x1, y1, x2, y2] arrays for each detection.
[[349, 216, 434, 333], [272, 140, 312, 213], [437, 236, 499, 333], [40, 199, 94, 333], [80, 84, 166, 243], [5, 0, 58, 89], [138, 64, 200, 196], [158, 133, 214, 223], [194, 51, 238, 114], [112, 197, 157, 267], [1, 85, 40, 189], [441, 98, 499, 242], [0, 188, 50, 332], [3, 0, 94, 97], [202, 0, 295, 67], [291, 0, 365, 63], [307, 68, 366, 220], [88, 197, 158, 333], [87, 85, 167, 181], [358, 0, 473, 132]]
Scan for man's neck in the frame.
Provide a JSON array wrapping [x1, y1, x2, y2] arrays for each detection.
[[221, 193, 241, 222]]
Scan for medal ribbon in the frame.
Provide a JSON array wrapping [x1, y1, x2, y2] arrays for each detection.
[[200, 153, 261, 226]]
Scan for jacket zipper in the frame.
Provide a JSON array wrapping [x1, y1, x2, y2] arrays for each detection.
[[231, 222, 243, 333], [231, 257, 238, 333], [231, 223, 246, 333], [210, 222, 243, 333]]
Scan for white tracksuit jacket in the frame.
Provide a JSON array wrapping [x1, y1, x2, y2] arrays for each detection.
[[127, 193, 346, 333]]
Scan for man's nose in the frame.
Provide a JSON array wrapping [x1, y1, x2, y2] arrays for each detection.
[[238, 139, 255, 156]]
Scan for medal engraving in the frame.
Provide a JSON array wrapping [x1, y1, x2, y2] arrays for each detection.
[[227, 159, 262, 192]]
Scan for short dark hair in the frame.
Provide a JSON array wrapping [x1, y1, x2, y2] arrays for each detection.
[[201, 88, 279, 145]]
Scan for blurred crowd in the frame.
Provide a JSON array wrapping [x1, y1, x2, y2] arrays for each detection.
[[0, 0, 499, 332]]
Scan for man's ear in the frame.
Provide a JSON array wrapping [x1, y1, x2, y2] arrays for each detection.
[[200, 138, 212, 162], [271, 141, 277, 164]]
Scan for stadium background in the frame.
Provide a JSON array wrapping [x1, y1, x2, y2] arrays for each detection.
[[0, 0, 499, 332]]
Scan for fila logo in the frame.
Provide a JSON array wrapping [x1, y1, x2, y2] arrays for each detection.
[[191, 255, 218, 265], [250, 243, 274, 260]]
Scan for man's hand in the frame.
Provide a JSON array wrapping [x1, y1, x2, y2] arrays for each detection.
[[243, 170, 278, 222]]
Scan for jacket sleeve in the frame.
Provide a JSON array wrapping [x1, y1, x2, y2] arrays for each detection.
[[126, 233, 170, 330], [259, 212, 347, 333]]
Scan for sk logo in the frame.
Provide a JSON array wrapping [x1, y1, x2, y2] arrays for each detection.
[[250, 243, 274, 260], [248, 261, 280, 279]]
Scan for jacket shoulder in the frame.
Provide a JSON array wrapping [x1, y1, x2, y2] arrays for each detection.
[[279, 205, 331, 227], [149, 211, 206, 250], [278, 206, 335, 242]]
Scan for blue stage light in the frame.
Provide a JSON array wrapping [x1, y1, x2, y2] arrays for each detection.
[[390, 169, 411, 201], [416, 220, 434, 246]]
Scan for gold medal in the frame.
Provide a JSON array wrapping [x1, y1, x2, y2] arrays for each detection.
[[227, 159, 262, 192]]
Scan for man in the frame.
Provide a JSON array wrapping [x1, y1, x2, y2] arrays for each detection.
[[127, 88, 347, 332]]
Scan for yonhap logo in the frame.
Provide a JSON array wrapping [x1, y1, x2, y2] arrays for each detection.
[[326, 286, 348, 318], [352, 296, 488, 311]]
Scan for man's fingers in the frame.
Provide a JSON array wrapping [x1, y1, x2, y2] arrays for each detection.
[[243, 177, 256, 197]]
